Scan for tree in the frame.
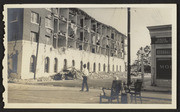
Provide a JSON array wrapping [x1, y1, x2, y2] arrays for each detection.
[[132, 45, 151, 73]]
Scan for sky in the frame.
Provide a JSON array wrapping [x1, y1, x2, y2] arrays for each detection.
[[81, 7, 173, 64]]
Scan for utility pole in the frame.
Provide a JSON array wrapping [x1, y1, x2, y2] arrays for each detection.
[[140, 47, 145, 87], [34, 17, 41, 80], [108, 39, 110, 73], [127, 8, 131, 86]]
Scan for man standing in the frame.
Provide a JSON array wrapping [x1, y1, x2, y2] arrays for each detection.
[[80, 64, 89, 92]]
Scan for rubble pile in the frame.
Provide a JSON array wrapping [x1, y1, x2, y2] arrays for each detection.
[[89, 71, 126, 80]]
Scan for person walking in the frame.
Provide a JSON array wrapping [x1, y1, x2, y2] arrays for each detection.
[[80, 64, 89, 92]]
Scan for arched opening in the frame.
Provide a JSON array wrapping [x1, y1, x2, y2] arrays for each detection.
[[112, 65, 114, 72], [72, 60, 75, 67], [116, 65, 118, 72], [93, 63, 96, 72], [54, 58, 58, 73], [87, 62, 90, 71], [64, 59, 67, 70], [103, 64, 106, 72], [80, 61, 83, 71], [45, 57, 50, 73], [30, 55, 36, 73]]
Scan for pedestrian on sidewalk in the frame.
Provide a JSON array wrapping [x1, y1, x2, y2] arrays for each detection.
[[80, 64, 89, 92]]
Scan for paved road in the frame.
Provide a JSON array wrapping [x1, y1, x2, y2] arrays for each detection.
[[8, 83, 171, 104]]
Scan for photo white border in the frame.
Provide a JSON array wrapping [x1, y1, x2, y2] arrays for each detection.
[[3, 4, 177, 109]]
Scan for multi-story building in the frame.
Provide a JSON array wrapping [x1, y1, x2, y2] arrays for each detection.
[[7, 8, 127, 79]]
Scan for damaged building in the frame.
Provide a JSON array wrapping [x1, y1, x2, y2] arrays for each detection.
[[7, 8, 127, 79]]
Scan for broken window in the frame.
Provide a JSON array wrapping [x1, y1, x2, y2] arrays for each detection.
[[30, 55, 36, 73], [31, 11, 39, 24], [45, 57, 50, 73], [30, 31, 38, 42], [54, 58, 58, 73]]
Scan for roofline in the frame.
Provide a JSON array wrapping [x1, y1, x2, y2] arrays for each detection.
[[76, 8, 127, 37], [147, 24, 172, 30]]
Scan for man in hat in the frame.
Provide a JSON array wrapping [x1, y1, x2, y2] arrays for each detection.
[[80, 64, 89, 92]]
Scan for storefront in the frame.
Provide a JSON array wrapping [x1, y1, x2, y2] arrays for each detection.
[[147, 25, 171, 87]]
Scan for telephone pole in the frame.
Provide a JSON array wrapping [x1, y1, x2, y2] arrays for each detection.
[[127, 8, 131, 86], [34, 17, 41, 80]]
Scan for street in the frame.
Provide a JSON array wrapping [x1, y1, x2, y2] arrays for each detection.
[[8, 83, 171, 104]]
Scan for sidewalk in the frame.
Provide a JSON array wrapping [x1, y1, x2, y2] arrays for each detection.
[[142, 81, 171, 93]]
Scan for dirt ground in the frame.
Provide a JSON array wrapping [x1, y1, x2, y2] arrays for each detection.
[[8, 83, 171, 104]]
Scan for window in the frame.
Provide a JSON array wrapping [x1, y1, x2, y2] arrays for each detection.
[[80, 61, 83, 71], [93, 63, 96, 72], [119, 66, 121, 72], [30, 32, 38, 42], [31, 12, 39, 24], [64, 59, 67, 70], [116, 65, 118, 72], [99, 63, 101, 71], [111, 33, 114, 39], [103, 64, 106, 72], [53, 36, 57, 48], [54, 58, 58, 73], [80, 32, 83, 41], [45, 18, 52, 29], [80, 19, 83, 27], [72, 60, 75, 67], [54, 19, 58, 33], [45, 57, 50, 73], [30, 55, 36, 73]]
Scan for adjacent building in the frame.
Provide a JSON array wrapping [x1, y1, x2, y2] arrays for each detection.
[[147, 25, 172, 87], [8, 8, 127, 79]]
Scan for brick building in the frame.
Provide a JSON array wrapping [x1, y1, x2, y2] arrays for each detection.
[[8, 8, 127, 79]]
